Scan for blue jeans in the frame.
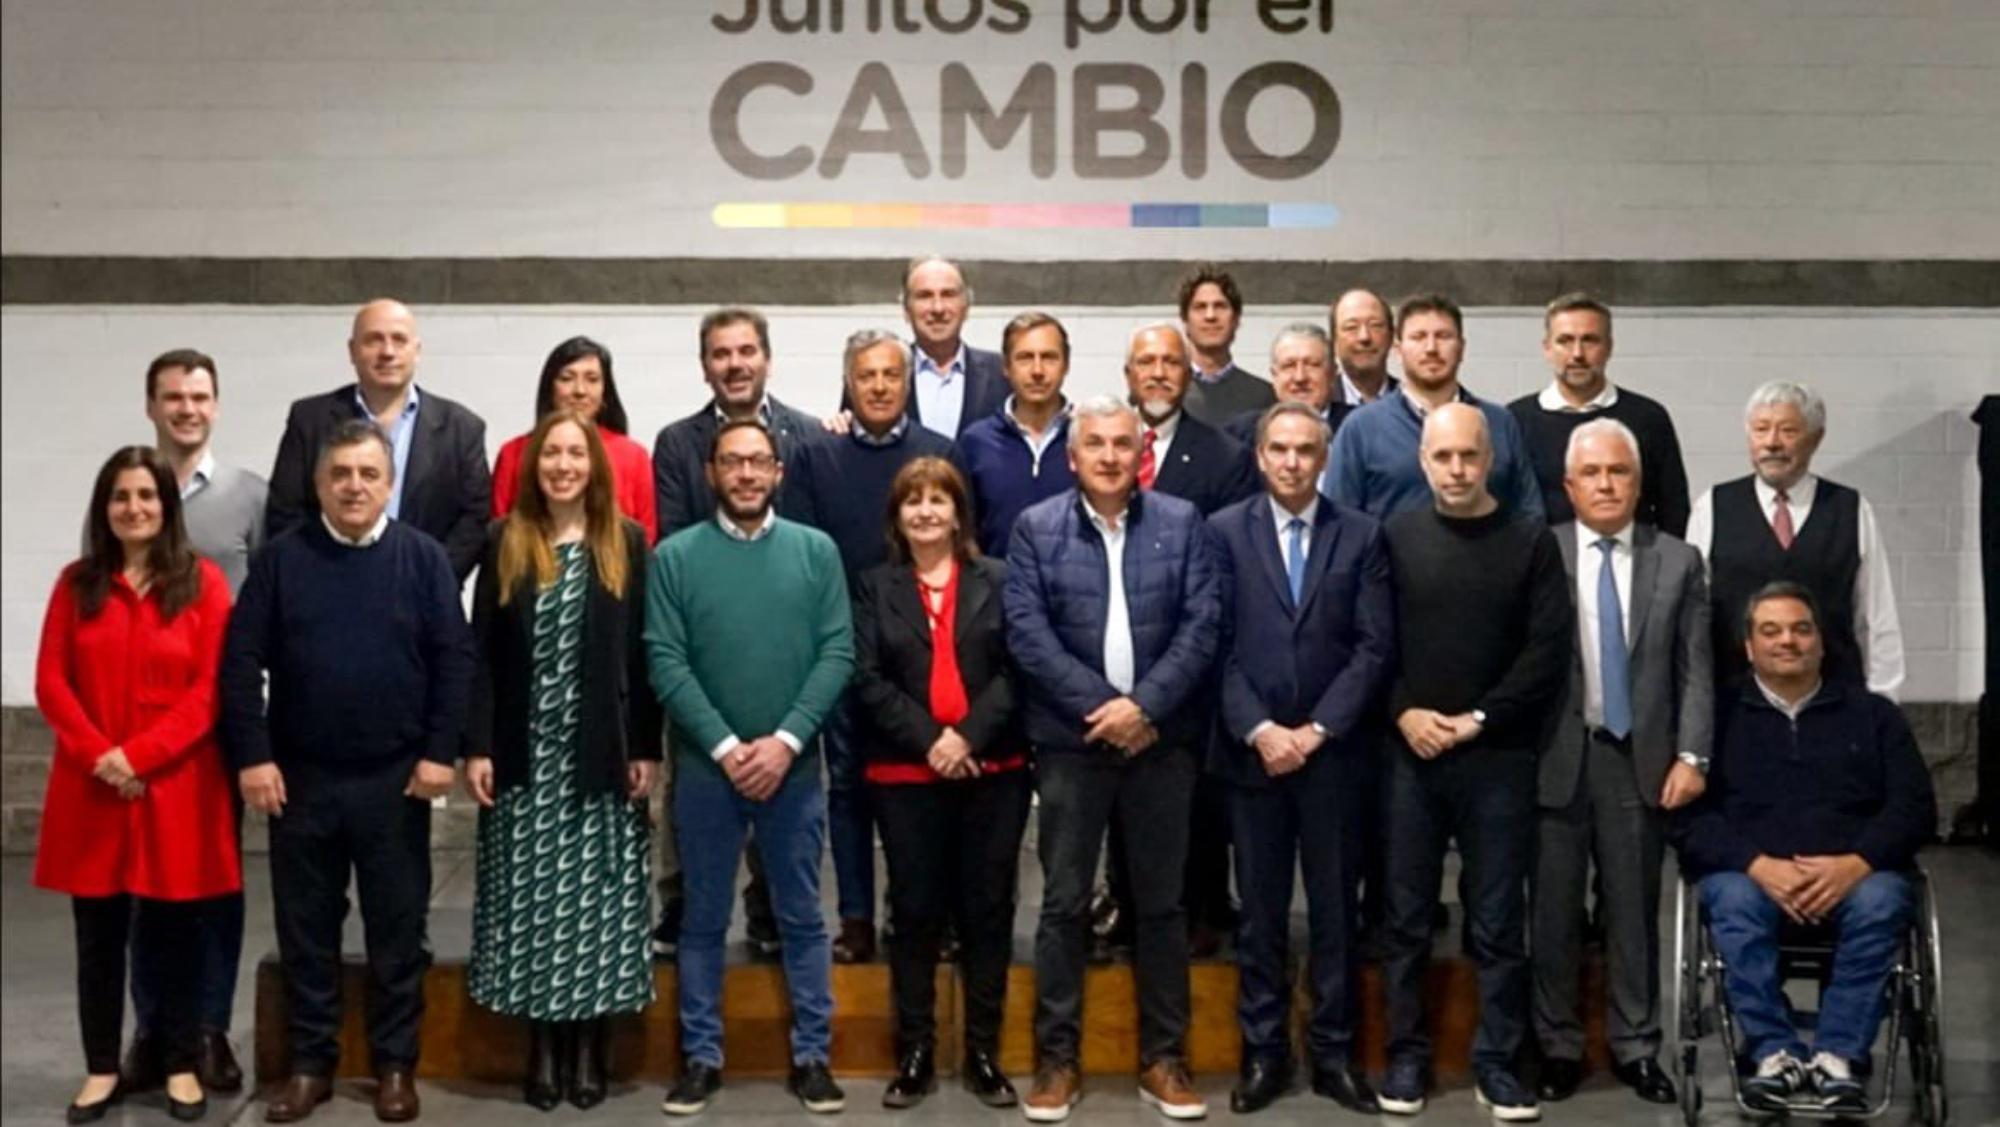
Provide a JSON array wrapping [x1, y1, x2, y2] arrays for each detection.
[[674, 761, 832, 1068], [822, 700, 876, 924], [1699, 870, 1912, 1063]]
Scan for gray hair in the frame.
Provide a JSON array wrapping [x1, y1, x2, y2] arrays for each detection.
[[1254, 400, 1333, 450], [1269, 321, 1331, 365], [316, 418, 395, 479], [1563, 417, 1643, 474], [1744, 380, 1826, 436], [899, 256, 972, 305], [1129, 319, 1190, 360], [842, 328, 906, 379], [1066, 395, 1140, 452]]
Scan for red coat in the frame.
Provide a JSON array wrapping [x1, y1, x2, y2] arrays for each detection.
[[34, 559, 242, 901], [491, 425, 659, 543]]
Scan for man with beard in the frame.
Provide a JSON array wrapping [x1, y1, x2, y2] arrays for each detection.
[[648, 420, 854, 1116], [1177, 265, 1278, 427], [1328, 289, 1398, 406]]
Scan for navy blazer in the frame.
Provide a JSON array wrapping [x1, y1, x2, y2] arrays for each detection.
[[1208, 494, 1397, 788], [649, 395, 825, 539], [1149, 412, 1259, 517], [1003, 489, 1222, 753], [265, 384, 492, 582], [912, 345, 1010, 440]]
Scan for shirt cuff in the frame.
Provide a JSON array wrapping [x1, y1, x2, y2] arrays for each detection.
[[775, 730, 804, 754], [708, 735, 741, 763], [1246, 720, 1275, 746]]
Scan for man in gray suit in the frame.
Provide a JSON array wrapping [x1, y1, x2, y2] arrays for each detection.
[[1531, 418, 1712, 1107]]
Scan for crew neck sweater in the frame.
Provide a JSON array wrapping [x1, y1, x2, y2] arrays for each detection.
[[1507, 387, 1691, 535], [784, 425, 953, 576]]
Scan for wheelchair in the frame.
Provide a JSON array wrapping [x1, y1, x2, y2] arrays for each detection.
[[1671, 865, 1948, 1125]]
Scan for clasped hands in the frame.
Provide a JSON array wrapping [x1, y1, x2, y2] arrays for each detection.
[[1085, 697, 1156, 756], [1747, 853, 1872, 925], [1396, 708, 1483, 759], [1252, 723, 1327, 777], [461, 757, 660, 807], [927, 727, 978, 779], [92, 746, 144, 800], [722, 736, 794, 802]]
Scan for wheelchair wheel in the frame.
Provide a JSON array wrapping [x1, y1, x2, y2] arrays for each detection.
[[1678, 1041, 1703, 1127], [1913, 874, 1949, 1126]]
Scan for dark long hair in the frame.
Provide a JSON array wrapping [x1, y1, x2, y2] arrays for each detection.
[[884, 456, 980, 564], [72, 446, 202, 620], [533, 336, 629, 435]]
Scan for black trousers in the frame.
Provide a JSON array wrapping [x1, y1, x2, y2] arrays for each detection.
[[267, 758, 432, 1075], [1231, 777, 1362, 1067], [74, 895, 200, 1076], [1106, 776, 1234, 934], [873, 770, 1032, 1055]]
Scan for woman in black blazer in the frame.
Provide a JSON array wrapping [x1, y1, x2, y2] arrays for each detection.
[[462, 411, 663, 1111], [852, 456, 1030, 1110]]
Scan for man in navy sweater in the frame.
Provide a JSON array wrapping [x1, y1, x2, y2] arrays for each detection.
[[1673, 582, 1934, 1116], [220, 420, 473, 1124], [782, 328, 952, 964], [953, 311, 1077, 557]]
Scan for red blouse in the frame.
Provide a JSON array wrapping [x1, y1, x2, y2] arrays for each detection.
[[34, 559, 242, 901], [491, 425, 659, 543]]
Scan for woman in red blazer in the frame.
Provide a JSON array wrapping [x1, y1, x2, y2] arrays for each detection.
[[36, 447, 239, 1123], [490, 336, 659, 542]]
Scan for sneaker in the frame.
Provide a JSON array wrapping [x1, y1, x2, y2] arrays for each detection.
[[1741, 1050, 1807, 1113], [1024, 1061, 1081, 1122], [660, 1061, 721, 1116], [745, 915, 783, 960], [1474, 1067, 1541, 1122], [1137, 1059, 1207, 1119], [1810, 1051, 1868, 1115], [787, 1061, 845, 1114], [1377, 1057, 1428, 1116]]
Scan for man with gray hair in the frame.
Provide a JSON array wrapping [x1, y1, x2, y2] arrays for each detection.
[[1684, 381, 1904, 696], [782, 328, 953, 963], [1531, 418, 1711, 1108], [902, 256, 1009, 438], [1226, 322, 1352, 452], [1004, 396, 1222, 1121]]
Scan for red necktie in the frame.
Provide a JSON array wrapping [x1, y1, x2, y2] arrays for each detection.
[[1137, 429, 1158, 490], [1773, 490, 1796, 549]]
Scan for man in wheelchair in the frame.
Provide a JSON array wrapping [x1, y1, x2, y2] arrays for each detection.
[[1671, 582, 1935, 1115]]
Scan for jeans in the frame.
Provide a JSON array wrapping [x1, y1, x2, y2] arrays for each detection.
[[823, 700, 877, 924], [674, 761, 832, 1068], [1698, 870, 1912, 1063], [1033, 743, 1195, 1068]]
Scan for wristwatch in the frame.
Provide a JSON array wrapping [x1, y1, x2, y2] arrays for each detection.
[[1677, 750, 1710, 775]]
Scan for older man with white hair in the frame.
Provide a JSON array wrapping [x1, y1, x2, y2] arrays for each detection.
[[1685, 381, 1904, 697]]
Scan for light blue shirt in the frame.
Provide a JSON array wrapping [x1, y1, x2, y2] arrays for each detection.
[[912, 344, 968, 439], [353, 384, 421, 520]]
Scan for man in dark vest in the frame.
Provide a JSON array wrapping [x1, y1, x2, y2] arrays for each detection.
[[1685, 381, 1905, 697]]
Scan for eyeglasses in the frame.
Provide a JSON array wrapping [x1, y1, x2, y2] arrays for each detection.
[[714, 453, 777, 473]]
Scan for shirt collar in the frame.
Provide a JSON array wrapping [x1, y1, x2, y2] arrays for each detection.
[[1577, 520, 1635, 554], [912, 343, 966, 380], [1753, 472, 1818, 508], [1399, 383, 1472, 419], [182, 449, 217, 499], [320, 511, 389, 548], [1191, 358, 1234, 385], [1139, 408, 1181, 446], [1003, 395, 1070, 437], [1084, 500, 1131, 536], [851, 414, 911, 447], [353, 383, 420, 421], [1753, 675, 1822, 720], [712, 396, 773, 428], [1536, 379, 1620, 413], [1269, 493, 1319, 532], [715, 507, 777, 541], [1339, 367, 1395, 405]]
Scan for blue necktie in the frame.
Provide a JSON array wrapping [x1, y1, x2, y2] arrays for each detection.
[[1596, 538, 1632, 739], [1285, 517, 1307, 606]]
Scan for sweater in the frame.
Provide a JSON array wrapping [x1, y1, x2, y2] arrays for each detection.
[[1507, 387, 1691, 535], [1327, 390, 1545, 521], [183, 463, 268, 595], [782, 423, 954, 576], [219, 519, 474, 770], [952, 407, 1076, 558], [1384, 507, 1573, 750], [643, 516, 855, 780], [1182, 362, 1278, 427]]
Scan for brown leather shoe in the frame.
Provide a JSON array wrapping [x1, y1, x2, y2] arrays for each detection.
[[831, 918, 876, 964], [1023, 1061, 1081, 1122], [263, 1075, 332, 1123], [373, 1068, 420, 1123], [198, 1032, 244, 1094], [1138, 1059, 1208, 1119]]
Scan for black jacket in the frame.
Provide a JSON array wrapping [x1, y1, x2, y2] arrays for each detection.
[[265, 384, 492, 582], [1150, 412, 1259, 517], [850, 556, 1020, 765], [649, 396, 825, 538], [467, 520, 663, 795]]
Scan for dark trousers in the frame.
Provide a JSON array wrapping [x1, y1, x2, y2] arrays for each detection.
[[1231, 778, 1362, 1066], [267, 759, 432, 1075], [1034, 744, 1194, 1068], [1382, 746, 1537, 1070], [74, 895, 200, 1076], [133, 799, 244, 1033], [1106, 778, 1233, 934], [824, 702, 877, 924], [874, 770, 1032, 1055]]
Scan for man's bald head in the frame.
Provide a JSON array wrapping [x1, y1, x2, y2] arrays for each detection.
[[348, 298, 422, 398], [1419, 402, 1495, 516]]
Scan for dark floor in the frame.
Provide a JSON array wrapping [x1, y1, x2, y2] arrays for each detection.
[[3, 845, 1995, 1127]]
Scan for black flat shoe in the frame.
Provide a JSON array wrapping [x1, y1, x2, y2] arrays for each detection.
[[1537, 1056, 1584, 1102], [524, 1021, 562, 1111], [1310, 1063, 1380, 1114], [882, 1046, 936, 1109], [167, 1093, 209, 1121], [962, 1050, 1017, 1107], [65, 1084, 123, 1125], [1612, 1057, 1677, 1105], [1230, 1057, 1292, 1114], [569, 1019, 608, 1110]]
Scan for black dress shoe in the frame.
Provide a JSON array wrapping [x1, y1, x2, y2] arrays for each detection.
[[123, 1033, 165, 1092], [1311, 1063, 1380, 1114], [569, 1019, 608, 1110], [65, 1084, 123, 1125], [524, 1021, 563, 1111], [198, 1032, 244, 1094], [882, 1046, 936, 1108], [962, 1050, 1017, 1107], [1230, 1057, 1293, 1113], [168, 1092, 209, 1122], [1612, 1057, 1677, 1104], [1537, 1057, 1584, 1102]]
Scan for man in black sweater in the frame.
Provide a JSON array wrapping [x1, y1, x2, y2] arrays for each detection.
[[1377, 404, 1572, 1122], [221, 421, 473, 1124]]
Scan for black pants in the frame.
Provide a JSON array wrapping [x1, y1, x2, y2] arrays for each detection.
[[1231, 778, 1362, 1067], [74, 895, 200, 1076], [1106, 777, 1233, 935], [873, 770, 1032, 1055], [133, 797, 245, 1034], [267, 759, 432, 1075], [1382, 745, 1537, 1071], [1034, 744, 1194, 1067]]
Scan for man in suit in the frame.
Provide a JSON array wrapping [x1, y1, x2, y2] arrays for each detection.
[[1177, 264, 1278, 426], [1531, 419, 1712, 1107], [1225, 323, 1353, 466], [903, 256, 1009, 439], [1328, 289, 1398, 406], [1210, 402, 1395, 1115], [265, 298, 491, 583]]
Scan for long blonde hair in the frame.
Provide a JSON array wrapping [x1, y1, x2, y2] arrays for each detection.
[[496, 410, 628, 603]]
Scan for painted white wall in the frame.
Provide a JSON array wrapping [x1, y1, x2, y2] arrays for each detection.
[[1, 303, 1990, 704], [4, 0, 1997, 258]]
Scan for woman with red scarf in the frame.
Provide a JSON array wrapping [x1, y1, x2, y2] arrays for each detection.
[[851, 457, 1029, 1110]]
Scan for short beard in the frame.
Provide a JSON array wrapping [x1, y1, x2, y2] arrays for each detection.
[[719, 492, 772, 524]]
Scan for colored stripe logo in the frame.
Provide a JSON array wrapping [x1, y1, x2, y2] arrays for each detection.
[[711, 203, 1339, 230]]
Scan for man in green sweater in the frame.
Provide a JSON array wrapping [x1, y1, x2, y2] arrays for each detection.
[[646, 420, 855, 1116]]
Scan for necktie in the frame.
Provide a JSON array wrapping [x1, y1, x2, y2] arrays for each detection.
[[1772, 489, 1795, 549], [1137, 428, 1158, 490], [1596, 538, 1632, 739], [1285, 517, 1307, 605]]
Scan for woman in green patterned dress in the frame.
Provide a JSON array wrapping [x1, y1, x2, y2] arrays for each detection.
[[464, 410, 662, 1110]]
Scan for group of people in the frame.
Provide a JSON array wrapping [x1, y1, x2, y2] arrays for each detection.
[[32, 257, 1935, 1126]]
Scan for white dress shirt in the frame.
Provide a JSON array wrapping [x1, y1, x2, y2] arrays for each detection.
[[1685, 473, 1905, 698], [1141, 409, 1182, 470], [1536, 380, 1620, 413], [912, 343, 968, 439], [1087, 504, 1136, 695], [319, 511, 389, 548], [1575, 522, 1635, 728], [1339, 368, 1396, 407]]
